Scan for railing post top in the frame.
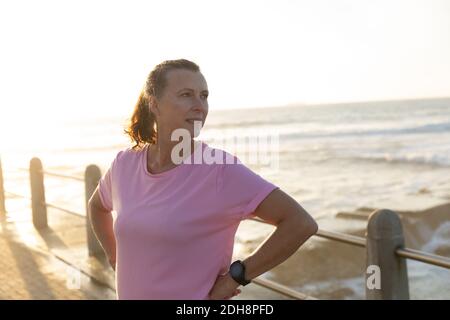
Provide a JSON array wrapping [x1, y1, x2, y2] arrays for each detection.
[[85, 164, 101, 178], [367, 209, 403, 239], [30, 157, 43, 167]]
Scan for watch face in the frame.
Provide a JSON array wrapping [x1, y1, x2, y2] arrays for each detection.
[[230, 261, 243, 277]]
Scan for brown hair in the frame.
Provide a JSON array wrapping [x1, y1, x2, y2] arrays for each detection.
[[124, 59, 201, 150]]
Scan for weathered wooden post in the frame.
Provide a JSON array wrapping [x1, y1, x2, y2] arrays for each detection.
[[29, 157, 48, 229], [366, 209, 409, 299], [0, 157, 6, 216], [84, 164, 104, 258]]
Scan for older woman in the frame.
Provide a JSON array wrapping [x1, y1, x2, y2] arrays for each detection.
[[88, 59, 318, 300]]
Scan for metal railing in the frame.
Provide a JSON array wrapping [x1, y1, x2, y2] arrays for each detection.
[[1, 156, 449, 300], [251, 217, 450, 269]]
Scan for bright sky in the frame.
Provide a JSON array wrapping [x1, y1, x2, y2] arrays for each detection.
[[1, 0, 450, 138]]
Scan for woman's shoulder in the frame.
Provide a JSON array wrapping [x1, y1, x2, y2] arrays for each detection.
[[111, 144, 146, 166], [201, 143, 241, 166]]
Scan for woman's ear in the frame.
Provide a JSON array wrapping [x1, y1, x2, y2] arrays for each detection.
[[148, 96, 159, 116]]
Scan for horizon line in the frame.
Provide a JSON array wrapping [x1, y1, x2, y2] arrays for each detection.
[[211, 95, 450, 112]]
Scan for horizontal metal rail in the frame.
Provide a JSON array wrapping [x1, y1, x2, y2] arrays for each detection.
[[250, 217, 450, 269], [16, 167, 84, 182], [316, 229, 366, 247], [396, 247, 450, 269], [44, 201, 85, 219], [250, 217, 366, 247], [4, 190, 29, 199], [4, 191, 84, 219], [252, 277, 318, 300], [41, 170, 84, 182]]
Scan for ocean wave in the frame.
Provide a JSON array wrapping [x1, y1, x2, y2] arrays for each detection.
[[341, 152, 450, 167], [280, 121, 450, 140], [421, 221, 450, 257]]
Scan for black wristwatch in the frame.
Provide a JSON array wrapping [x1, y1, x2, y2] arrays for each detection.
[[229, 260, 251, 286]]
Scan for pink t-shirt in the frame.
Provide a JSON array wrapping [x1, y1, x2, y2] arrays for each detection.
[[98, 140, 278, 300]]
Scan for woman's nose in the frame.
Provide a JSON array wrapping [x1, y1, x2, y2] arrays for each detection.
[[191, 96, 208, 112]]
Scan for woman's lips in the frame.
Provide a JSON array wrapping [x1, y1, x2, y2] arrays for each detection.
[[186, 119, 202, 124]]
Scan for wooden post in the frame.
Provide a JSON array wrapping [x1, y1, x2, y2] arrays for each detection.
[[366, 209, 409, 299], [0, 157, 6, 215], [84, 164, 104, 258], [29, 157, 48, 229]]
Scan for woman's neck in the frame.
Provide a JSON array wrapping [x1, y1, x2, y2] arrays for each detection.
[[147, 137, 197, 173]]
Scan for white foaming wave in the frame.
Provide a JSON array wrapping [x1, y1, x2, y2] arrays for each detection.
[[294, 276, 365, 300], [421, 221, 450, 255], [407, 259, 450, 299], [278, 120, 450, 140], [398, 221, 450, 296], [347, 149, 450, 167]]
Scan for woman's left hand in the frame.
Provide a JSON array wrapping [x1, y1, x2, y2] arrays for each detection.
[[208, 272, 242, 300]]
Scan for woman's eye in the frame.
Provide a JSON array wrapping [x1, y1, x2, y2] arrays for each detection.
[[181, 92, 207, 99]]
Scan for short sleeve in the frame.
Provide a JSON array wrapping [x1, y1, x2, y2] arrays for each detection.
[[217, 157, 279, 220], [98, 152, 120, 212]]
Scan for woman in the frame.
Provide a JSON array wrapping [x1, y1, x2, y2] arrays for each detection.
[[88, 59, 318, 300]]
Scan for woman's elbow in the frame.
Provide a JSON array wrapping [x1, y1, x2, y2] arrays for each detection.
[[297, 212, 318, 238], [308, 218, 319, 236]]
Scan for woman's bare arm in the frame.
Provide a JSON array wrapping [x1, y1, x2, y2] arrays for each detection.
[[209, 188, 318, 299], [88, 187, 117, 270], [240, 188, 318, 280]]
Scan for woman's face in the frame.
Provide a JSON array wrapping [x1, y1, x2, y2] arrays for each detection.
[[150, 69, 209, 141]]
